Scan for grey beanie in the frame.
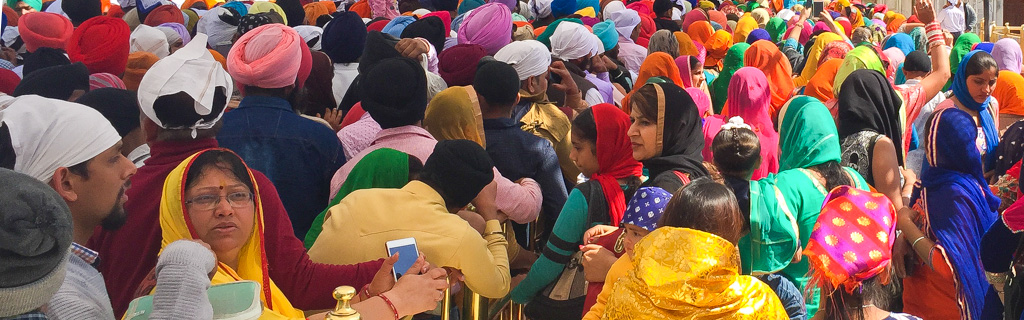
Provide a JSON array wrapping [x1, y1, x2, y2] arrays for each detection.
[[0, 168, 73, 317]]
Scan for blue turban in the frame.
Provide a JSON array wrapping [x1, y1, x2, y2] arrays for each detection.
[[746, 29, 771, 44], [322, 11, 367, 64], [592, 20, 618, 52], [381, 16, 416, 38], [551, 0, 575, 18], [221, 2, 248, 17]]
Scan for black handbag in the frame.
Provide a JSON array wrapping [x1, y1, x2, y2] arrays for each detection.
[[523, 251, 589, 320], [1003, 234, 1024, 320]]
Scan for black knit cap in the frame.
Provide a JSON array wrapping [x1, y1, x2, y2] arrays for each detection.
[[13, 63, 90, 100], [420, 139, 495, 208], [401, 16, 446, 54], [361, 57, 427, 129], [903, 50, 932, 73], [473, 59, 520, 106]]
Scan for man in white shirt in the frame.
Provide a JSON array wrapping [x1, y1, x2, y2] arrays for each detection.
[[936, 0, 965, 40]]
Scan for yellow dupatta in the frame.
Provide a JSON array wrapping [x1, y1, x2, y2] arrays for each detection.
[[795, 32, 844, 86], [159, 149, 305, 320], [423, 86, 487, 147], [602, 227, 788, 320], [732, 16, 758, 45]]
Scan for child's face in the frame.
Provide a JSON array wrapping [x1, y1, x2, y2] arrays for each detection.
[[623, 224, 651, 258], [570, 129, 601, 177]]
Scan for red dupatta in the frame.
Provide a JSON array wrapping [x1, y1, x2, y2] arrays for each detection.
[[591, 104, 644, 226]]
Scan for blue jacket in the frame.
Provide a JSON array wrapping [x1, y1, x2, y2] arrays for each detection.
[[218, 96, 345, 238]]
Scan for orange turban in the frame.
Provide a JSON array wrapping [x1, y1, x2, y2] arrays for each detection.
[[122, 51, 159, 91]]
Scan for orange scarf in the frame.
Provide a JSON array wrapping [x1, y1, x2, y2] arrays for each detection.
[[744, 41, 795, 118]]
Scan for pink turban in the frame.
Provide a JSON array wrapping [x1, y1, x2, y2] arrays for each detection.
[[456, 3, 512, 55], [227, 24, 313, 90]]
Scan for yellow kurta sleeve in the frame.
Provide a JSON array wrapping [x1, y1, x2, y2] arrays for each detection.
[[451, 220, 511, 298], [583, 255, 632, 320]]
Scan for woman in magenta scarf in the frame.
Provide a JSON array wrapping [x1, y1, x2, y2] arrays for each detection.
[[702, 67, 779, 180]]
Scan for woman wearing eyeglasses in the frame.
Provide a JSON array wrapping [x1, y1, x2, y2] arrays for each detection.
[[158, 148, 450, 320]]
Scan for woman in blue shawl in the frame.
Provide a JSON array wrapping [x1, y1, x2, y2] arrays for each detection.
[[900, 107, 1000, 320], [936, 50, 1000, 172]]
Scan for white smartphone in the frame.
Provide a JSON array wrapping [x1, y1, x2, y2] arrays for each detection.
[[385, 237, 420, 281]]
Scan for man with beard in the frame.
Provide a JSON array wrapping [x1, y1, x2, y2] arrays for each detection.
[[495, 40, 580, 189], [217, 24, 345, 238], [545, 21, 605, 109], [0, 95, 136, 319]]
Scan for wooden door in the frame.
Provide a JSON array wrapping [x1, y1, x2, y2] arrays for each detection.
[[1007, 0, 1024, 26]]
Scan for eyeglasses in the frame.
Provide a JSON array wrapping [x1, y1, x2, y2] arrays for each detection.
[[185, 192, 254, 211]]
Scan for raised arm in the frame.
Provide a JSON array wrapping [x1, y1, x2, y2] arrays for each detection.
[[914, 0, 952, 100]]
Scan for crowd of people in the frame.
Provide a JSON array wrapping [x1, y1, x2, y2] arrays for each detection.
[[0, 0, 1022, 317]]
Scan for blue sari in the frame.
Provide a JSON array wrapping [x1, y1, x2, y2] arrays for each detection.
[[911, 107, 999, 320]]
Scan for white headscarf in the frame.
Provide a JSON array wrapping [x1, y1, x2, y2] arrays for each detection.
[[776, 9, 795, 21], [294, 25, 325, 51], [550, 22, 600, 60], [130, 24, 170, 59], [138, 33, 233, 134], [607, 9, 640, 43], [602, 0, 625, 18], [528, 0, 552, 19], [495, 40, 551, 80], [0, 95, 120, 182]]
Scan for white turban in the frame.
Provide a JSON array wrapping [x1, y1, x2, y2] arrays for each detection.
[[130, 24, 170, 59], [294, 26, 325, 51], [602, 0, 625, 18], [550, 22, 600, 60], [0, 95, 120, 182], [607, 9, 640, 42], [528, 0, 552, 19], [138, 33, 233, 133], [776, 9, 795, 21], [197, 7, 237, 48], [495, 40, 551, 80]]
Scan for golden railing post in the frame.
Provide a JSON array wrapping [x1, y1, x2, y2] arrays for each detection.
[[461, 290, 488, 320], [325, 286, 360, 320], [440, 285, 452, 320]]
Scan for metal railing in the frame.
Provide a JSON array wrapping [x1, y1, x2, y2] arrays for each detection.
[[439, 217, 538, 320]]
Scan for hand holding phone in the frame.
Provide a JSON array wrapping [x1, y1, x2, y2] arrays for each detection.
[[386, 238, 420, 280]]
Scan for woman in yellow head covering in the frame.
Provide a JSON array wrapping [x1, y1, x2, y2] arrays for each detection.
[[794, 32, 844, 86], [732, 15, 757, 45], [160, 149, 306, 319], [424, 86, 487, 147], [160, 149, 451, 320]]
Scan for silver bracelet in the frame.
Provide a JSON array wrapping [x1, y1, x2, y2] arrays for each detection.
[[911, 236, 927, 249]]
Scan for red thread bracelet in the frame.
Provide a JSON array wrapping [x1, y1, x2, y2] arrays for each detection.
[[378, 293, 400, 320], [360, 284, 372, 301]]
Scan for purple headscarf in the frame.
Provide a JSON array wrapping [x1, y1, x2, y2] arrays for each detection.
[[157, 22, 191, 45], [456, 3, 512, 55], [992, 38, 1023, 73]]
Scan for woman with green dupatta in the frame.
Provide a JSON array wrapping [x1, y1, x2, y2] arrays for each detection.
[[739, 96, 871, 317], [304, 148, 420, 248]]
